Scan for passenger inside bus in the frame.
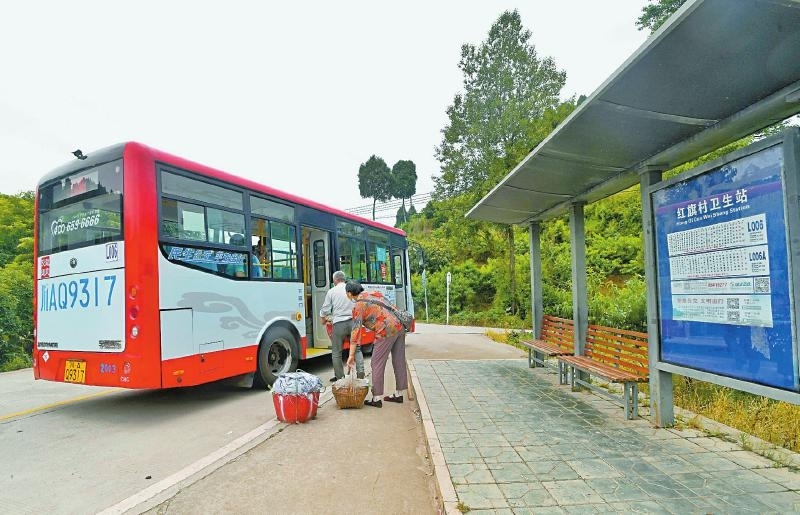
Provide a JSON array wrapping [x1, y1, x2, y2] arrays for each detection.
[[252, 243, 266, 278], [224, 234, 250, 278]]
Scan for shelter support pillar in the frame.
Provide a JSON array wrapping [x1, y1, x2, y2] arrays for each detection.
[[529, 222, 543, 338], [569, 203, 589, 385], [640, 167, 674, 426]]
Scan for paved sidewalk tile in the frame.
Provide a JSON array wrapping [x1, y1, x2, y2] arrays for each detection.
[[413, 359, 800, 513]]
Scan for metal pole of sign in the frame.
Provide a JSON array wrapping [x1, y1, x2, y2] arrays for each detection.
[[422, 269, 429, 323], [414, 244, 429, 324], [446, 271, 451, 325]]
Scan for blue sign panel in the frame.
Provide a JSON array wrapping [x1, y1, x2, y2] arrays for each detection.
[[652, 143, 796, 391]]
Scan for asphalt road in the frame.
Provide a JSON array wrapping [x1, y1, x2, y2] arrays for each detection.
[[0, 355, 336, 514], [0, 324, 525, 514]]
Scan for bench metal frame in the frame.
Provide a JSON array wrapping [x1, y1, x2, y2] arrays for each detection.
[[563, 362, 641, 419]]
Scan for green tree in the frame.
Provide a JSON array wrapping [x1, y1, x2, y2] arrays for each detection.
[[391, 160, 417, 224], [0, 192, 34, 371], [433, 9, 567, 316], [0, 192, 35, 267], [636, 0, 686, 33], [0, 261, 33, 371], [434, 10, 566, 197], [358, 155, 393, 220], [395, 205, 408, 228]]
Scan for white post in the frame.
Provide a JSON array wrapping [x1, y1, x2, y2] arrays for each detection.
[[422, 269, 429, 323], [446, 271, 452, 325]]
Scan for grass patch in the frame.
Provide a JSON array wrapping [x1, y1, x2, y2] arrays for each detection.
[[485, 328, 531, 350], [674, 376, 800, 453]]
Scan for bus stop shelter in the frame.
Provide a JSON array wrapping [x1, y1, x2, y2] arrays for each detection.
[[467, 0, 800, 425]]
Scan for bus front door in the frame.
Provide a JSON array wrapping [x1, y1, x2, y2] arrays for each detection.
[[305, 228, 332, 352]]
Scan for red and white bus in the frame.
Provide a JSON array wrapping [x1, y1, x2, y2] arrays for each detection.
[[33, 142, 413, 388]]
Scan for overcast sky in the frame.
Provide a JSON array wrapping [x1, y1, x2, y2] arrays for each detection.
[[0, 1, 649, 219]]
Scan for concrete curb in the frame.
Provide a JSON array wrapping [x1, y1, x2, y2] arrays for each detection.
[[106, 389, 336, 515], [409, 360, 459, 515]]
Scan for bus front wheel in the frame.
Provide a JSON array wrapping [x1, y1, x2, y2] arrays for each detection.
[[256, 326, 299, 388]]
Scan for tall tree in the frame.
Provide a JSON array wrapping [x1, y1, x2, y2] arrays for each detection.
[[636, 0, 686, 33], [391, 159, 417, 223], [395, 205, 408, 228], [433, 10, 567, 315], [358, 155, 393, 220], [434, 10, 566, 198]]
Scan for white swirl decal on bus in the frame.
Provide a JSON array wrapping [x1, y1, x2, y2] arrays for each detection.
[[51, 209, 101, 236]]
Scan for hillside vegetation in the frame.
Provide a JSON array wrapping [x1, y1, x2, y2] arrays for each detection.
[[0, 192, 34, 371]]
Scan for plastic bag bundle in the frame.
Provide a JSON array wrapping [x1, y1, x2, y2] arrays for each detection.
[[272, 370, 324, 394], [332, 372, 370, 409], [333, 375, 369, 389]]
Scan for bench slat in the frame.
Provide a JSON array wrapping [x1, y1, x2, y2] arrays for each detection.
[[588, 329, 648, 345], [526, 315, 575, 354], [553, 324, 650, 420], [523, 314, 574, 381], [585, 343, 647, 359], [587, 323, 648, 338], [521, 339, 572, 356], [583, 353, 649, 377], [559, 355, 648, 383], [585, 343, 648, 368]]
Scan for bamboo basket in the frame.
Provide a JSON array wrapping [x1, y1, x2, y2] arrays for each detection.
[[332, 383, 369, 409]]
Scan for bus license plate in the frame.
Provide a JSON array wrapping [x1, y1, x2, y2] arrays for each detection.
[[64, 360, 87, 384]]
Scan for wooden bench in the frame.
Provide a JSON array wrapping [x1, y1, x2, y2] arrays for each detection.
[[558, 324, 649, 419], [520, 315, 574, 384]]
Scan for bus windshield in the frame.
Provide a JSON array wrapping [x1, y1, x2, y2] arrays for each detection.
[[38, 159, 124, 255]]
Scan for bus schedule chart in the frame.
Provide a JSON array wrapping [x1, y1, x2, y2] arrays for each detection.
[[651, 137, 800, 390], [666, 213, 772, 327]]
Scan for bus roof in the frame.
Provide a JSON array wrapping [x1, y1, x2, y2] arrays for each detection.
[[39, 141, 406, 238]]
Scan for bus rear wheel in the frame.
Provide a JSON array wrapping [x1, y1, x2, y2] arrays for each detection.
[[255, 326, 299, 388]]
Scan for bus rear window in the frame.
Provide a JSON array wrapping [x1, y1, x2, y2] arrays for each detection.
[[38, 159, 124, 255]]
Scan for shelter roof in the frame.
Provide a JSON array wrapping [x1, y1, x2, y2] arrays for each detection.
[[467, 0, 800, 225]]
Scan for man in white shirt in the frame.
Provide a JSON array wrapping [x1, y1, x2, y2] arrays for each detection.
[[320, 270, 365, 381]]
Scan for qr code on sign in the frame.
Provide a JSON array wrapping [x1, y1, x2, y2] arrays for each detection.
[[727, 298, 740, 309], [727, 311, 740, 322], [754, 277, 770, 293]]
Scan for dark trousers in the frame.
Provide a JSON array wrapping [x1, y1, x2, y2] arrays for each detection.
[[332, 319, 364, 379]]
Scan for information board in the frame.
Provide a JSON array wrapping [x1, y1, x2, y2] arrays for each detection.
[[651, 142, 797, 390]]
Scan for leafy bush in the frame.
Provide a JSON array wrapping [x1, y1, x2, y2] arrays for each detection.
[[0, 349, 31, 372], [588, 275, 647, 331], [449, 309, 528, 329], [0, 259, 33, 371]]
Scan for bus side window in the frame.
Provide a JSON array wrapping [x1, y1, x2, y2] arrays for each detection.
[[219, 256, 247, 278], [164, 245, 221, 274], [219, 234, 247, 278]]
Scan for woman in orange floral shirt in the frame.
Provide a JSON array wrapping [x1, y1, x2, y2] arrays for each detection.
[[345, 281, 407, 408]]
